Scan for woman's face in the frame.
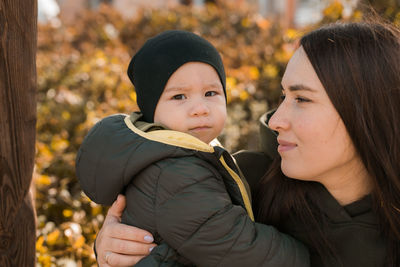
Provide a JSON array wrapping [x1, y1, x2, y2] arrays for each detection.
[[269, 47, 363, 186]]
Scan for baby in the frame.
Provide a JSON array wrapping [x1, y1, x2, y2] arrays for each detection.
[[76, 30, 309, 266]]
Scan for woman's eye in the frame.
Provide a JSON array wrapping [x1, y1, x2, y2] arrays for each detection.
[[295, 97, 310, 103], [279, 93, 310, 104], [172, 94, 186, 100], [205, 91, 217, 97]]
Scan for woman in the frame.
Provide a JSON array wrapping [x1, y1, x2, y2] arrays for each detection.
[[256, 20, 400, 266], [94, 20, 400, 266]]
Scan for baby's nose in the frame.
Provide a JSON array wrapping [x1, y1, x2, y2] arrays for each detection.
[[190, 101, 210, 116]]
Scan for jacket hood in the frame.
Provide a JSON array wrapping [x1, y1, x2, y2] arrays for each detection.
[[259, 110, 279, 159], [76, 112, 215, 205]]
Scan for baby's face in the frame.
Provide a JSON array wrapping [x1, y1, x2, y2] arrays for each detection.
[[153, 62, 226, 144]]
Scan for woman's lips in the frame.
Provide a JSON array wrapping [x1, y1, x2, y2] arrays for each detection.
[[277, 139, 297, 152]]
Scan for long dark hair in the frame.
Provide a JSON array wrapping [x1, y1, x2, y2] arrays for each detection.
[[255, 21, 400, 265]]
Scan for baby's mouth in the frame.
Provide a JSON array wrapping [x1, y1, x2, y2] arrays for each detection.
[[189, 126, 211, 131]]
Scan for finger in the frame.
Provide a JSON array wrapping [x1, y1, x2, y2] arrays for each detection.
[[108, 223, 155, 244], [99, 251, 112, 267], [106, 253, 146, 267], [108, 239, 156, 255], [97, 253, 111, 267], [105, 194, 127, 223]]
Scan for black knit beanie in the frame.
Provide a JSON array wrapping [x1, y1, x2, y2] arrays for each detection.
[[127, 30, 226, 122]]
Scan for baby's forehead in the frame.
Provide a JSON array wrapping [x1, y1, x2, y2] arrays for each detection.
[[164, 82, 223, 92], [163, 62, 223, 92]]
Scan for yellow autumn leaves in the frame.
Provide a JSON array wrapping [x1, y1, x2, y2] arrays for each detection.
[[35, 1, 400, 266]]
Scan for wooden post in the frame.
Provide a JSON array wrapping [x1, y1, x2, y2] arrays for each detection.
[[0, 0, 37, 266]]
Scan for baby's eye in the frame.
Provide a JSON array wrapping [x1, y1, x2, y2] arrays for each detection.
[[205, 91, 217, 97], [279, 94, 286, 102], [172, 94, 186, 100]]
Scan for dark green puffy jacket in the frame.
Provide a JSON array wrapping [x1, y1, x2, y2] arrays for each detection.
[[76, 112, 310, 267]]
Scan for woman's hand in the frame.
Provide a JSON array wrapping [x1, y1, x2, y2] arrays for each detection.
[[96, 194, 156, 267]]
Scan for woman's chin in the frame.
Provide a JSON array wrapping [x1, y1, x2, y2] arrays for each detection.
[[281, 164, 310, 182]]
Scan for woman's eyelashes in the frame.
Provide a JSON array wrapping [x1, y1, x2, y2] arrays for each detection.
[[280, 93, 311, 104], [295, 96, 311, 103]]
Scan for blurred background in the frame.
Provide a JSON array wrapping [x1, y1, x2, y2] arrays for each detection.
[[34, 0, 400, 266]]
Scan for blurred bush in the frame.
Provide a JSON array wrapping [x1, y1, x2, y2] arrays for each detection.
[[35, 1, 400, 266]]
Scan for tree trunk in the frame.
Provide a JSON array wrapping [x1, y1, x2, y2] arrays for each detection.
[[0, 0, 37, 266]]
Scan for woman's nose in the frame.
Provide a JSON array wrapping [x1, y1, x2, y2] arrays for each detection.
[[268, 104, 290, 131]]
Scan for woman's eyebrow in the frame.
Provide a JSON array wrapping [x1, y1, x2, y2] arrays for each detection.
[[287, 84, 317, 92]]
